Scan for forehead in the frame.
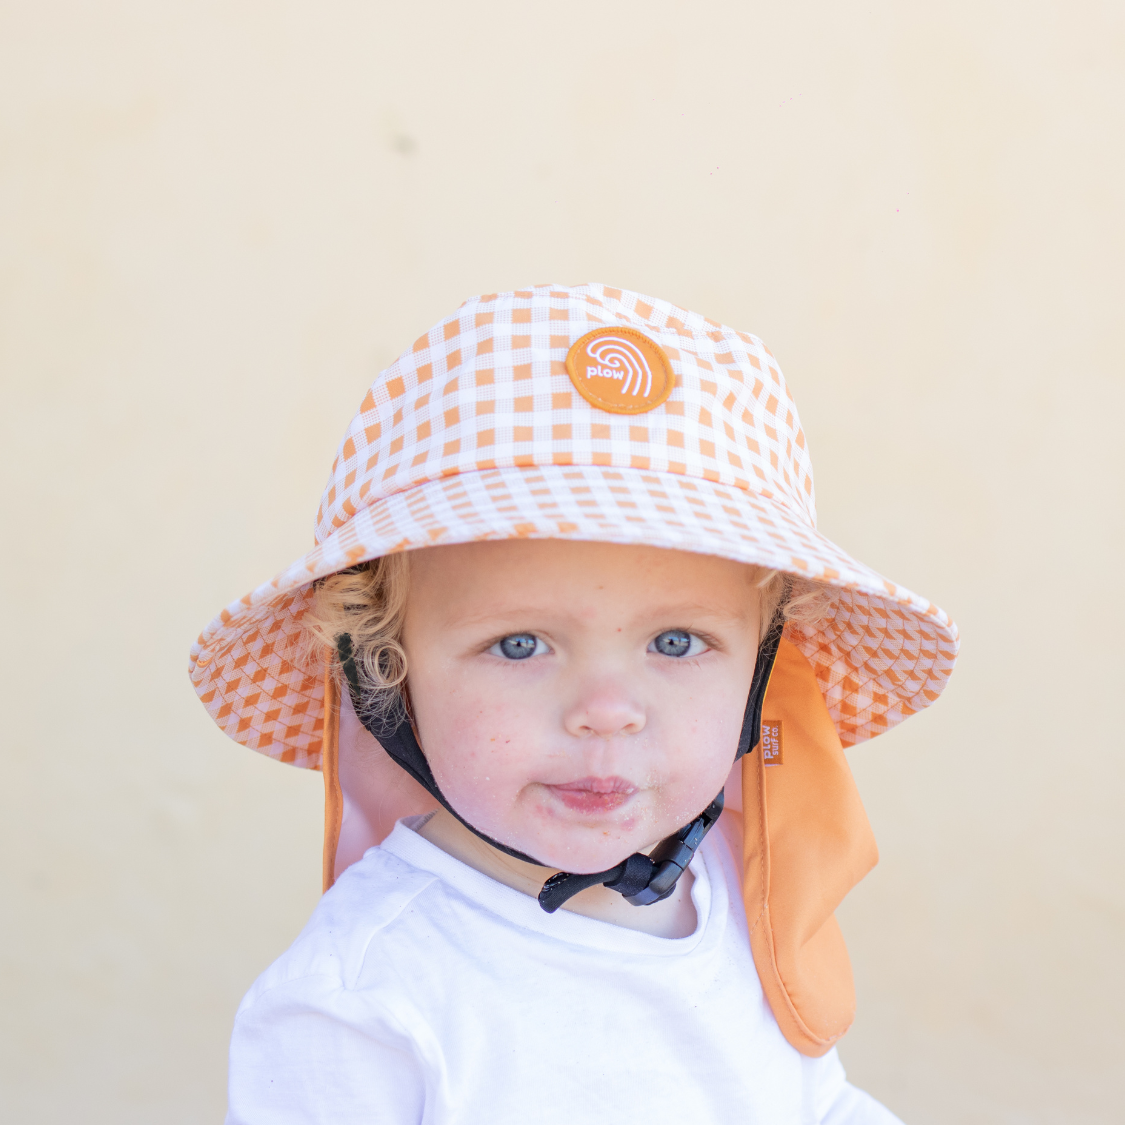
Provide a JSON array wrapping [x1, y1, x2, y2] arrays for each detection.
[[405, 539, 762, 620]]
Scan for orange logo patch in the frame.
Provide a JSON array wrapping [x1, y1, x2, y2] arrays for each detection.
[[761, 720, 783, 766], [565, 327, 674, 415]]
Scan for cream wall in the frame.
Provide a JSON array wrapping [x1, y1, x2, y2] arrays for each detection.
[[1, 2, 1122, 1121]]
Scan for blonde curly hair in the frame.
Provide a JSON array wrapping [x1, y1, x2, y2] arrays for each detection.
[[302, 551, 839, 727]]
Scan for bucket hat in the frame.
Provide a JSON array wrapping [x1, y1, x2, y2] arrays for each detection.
[[190, 282, 957, 764], [189, 283, 958, 1055]]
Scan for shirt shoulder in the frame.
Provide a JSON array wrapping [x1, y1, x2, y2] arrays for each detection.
[[240, 845, 442, 1005]]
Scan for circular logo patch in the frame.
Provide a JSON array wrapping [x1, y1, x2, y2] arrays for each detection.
[[565, 327, 674, 414]]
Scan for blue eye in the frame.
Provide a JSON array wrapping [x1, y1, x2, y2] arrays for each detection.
[[492, 633, 545, 660], [650, 630, 703, 658]]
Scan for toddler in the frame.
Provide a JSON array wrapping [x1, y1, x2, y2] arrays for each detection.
[[190, 284, 958, 1123]]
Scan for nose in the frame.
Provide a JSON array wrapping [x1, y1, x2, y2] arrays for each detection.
[[562, 681, 647, 739]]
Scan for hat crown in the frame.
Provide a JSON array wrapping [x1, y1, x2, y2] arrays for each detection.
[[314, 284, 816, 545]]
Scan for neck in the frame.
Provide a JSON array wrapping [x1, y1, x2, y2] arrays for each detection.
[[415, 808, 700, 939]]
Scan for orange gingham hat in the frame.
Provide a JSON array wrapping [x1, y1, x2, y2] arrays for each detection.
[[189, 283, 958, 767]]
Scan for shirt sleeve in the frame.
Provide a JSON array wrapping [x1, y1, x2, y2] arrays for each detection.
[[805, 1048, 906, 1125], [226, 974, 426, 1125]]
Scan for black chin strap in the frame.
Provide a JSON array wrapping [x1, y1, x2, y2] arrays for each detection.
[[336, 613, 783, 914]]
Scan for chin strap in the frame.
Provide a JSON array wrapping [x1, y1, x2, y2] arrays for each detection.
[[336, 613, 783, 915]]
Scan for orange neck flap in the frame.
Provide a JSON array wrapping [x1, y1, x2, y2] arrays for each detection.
[[321, 659, 343, 894], [741, 637, 878, 1055]]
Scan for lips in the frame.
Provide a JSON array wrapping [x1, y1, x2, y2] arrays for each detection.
[[545, 776, 637, 814]]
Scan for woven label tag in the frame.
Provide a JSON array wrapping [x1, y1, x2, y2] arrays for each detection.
[[565, 327, 674, 414], [761, 720, 783, 766]]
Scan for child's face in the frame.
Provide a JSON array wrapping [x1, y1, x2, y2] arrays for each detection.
[[401, 539, 762, 874]]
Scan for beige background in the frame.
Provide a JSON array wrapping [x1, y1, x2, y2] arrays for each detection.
[[2, 1, 1122, 1121]]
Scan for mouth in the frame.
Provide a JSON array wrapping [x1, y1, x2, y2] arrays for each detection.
[[544, 776, 638, 814]]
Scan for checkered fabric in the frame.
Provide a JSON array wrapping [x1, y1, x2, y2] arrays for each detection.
[[189, 284, 958, 768]]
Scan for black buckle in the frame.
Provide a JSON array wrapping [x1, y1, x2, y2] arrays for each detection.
[[537, 791, 724, 913]]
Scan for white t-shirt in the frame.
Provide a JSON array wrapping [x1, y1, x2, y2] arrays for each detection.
[[228, 816, 902, 1125]]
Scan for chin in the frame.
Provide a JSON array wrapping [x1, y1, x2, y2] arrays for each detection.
[[480, 792, 686, 873], [515, 824, 658, 875]]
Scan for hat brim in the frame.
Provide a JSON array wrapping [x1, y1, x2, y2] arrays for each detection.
[[190, 464, 958, 766]]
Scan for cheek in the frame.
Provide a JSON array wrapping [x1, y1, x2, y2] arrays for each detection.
[[651, 683, 748, 818], [411, 681, 547, 820]]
